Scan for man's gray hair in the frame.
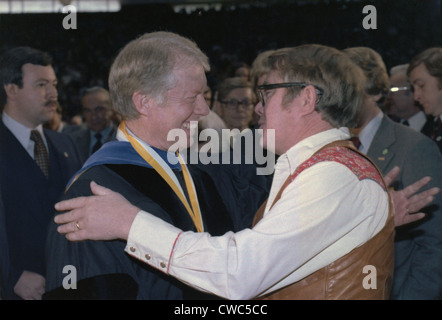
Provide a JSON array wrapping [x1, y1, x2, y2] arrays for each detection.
[[108, 31, 210, 120], [268, 44, 365, 128]]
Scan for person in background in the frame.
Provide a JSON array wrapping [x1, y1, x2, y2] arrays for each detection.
[[231, 62, 251, 81], [0, 180, 8, 299], [68, 87, 117, 163], [0, 46, 82, 299], [250, 50, 276, 129], [198, 84, 227, 136], [407, 47, 442, 154], [344, 46, 442, 300], [213, 77, 255, 132], [385, 64, 428, 132]]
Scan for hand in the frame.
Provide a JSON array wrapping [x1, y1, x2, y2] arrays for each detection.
[[384, 166, 440, 227], [54, 181, 140, 241], [14, 270, 45, 300]]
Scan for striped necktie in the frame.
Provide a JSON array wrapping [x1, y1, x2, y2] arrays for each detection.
[[30, 130, 49, 178]]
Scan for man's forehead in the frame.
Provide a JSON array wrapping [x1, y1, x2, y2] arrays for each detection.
[[390, 72, 408, 85], [172, 65, 207, 92], [262, 71, 281, 85], [22, 63, 56, 80], [409, 63, 429, 82], [83, 91, 110, 101]]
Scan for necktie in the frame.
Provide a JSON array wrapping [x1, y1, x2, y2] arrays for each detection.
[[350, 136, 361, 149], [92, 132, 102, 153], [30, 130, 49, 178], [431, 117, 441, 140]]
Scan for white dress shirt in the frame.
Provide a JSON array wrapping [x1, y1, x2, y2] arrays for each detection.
[[2, 111, 48, 158], [357, 110, 383, 154], [404, 110, 427, 132], [125, 127, 389, 299]]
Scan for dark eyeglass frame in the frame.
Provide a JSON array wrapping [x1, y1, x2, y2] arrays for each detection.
[[218, 99, 254, 110], [257, 82, 324, 106]]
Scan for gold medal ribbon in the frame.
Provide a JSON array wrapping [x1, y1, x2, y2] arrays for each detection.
[[120, 121, 203, 232]]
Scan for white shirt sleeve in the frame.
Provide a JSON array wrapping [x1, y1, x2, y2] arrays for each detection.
[[125, 161, 388, 300]]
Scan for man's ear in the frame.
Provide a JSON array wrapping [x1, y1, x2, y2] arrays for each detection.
[[298, 85, 318, 115], [132, 91, 152, 116], [4, 84, 19, 101]]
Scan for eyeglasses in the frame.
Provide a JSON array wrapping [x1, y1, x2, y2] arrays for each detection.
[[219, 99, 254, 110], [83, 106, 108, 115], [257, 82, 324, 106], [389, 86, 409, 93]]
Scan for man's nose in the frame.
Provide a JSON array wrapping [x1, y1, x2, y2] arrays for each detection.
[[47, 84, 58, 99], [254, 101, 264, 117], [196, 95, 210, 116]]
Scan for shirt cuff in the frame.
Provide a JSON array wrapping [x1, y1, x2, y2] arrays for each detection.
[[124, 210, 182, 273]]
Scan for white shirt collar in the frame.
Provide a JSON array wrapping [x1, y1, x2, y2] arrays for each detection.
[[358, 110, 383, 154], [276, 127, 351, 175], [407, 110, 427, 131], [2, 111, 47, 151]]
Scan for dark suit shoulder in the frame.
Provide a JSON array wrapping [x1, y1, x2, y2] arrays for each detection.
[[46, 164, 184, 299], [385, 116, 437, 149]]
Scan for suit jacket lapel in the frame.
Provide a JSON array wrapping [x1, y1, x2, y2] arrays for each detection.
[[366, 116, 396, 173]]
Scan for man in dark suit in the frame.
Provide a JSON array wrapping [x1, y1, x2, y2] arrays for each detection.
[[68, 87, 117, 164], [0, 46, 82, 299], [43, 32, 263, 300], [407, 48, 442, 154], [0, 180, 8, 299], [345, 47, 442, 300], [385, 64, 429, 132]]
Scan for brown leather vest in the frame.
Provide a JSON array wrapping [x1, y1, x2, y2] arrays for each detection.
[[253, 140, 395, 300]]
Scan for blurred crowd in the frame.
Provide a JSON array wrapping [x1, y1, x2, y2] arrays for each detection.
[[0, 0, 439, 122]]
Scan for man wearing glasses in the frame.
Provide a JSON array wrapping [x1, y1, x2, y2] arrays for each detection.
[[68, 87, 117, 164], [53, 44, 402, 300], [344, 47, 442, 300], [385, 64, 428, 132], [214, 77, 256, 132]]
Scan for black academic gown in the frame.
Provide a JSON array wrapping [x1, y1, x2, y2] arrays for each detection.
[[44, 144, 235, 300]]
